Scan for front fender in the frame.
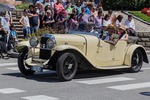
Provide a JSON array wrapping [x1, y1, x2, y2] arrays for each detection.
[[124, 45, 149, 66]]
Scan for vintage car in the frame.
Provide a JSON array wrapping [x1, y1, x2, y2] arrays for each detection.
[[17, 29, 149, 81]]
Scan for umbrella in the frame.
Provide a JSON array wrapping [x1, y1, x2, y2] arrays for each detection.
[[0, 4, 16, 12]]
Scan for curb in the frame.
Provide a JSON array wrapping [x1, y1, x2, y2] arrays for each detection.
[[121, 11, 150, 26]]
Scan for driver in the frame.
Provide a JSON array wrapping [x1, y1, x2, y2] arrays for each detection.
[[104, 24, 119, 45]]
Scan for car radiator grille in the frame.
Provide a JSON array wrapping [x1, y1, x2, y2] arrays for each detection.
[[39, 37, 51, 59]]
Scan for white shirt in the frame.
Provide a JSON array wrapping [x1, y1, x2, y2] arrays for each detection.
[[116, 20, 122, 27], [103, 20, 111, 27], [124, 19, 135, 30], [22, 16, 30, 28]]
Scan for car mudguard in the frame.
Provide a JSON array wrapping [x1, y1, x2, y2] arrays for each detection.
[[124, 44, 149, 66]]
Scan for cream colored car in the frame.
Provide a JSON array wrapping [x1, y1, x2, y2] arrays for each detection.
[[18, 32, 149, 81]]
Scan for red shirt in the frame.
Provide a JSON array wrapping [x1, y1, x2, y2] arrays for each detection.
[[54, 3, 64, 14]]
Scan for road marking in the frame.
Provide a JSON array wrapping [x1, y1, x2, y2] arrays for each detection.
[[142, 67, 150, 70], [22, 95, 58, 100], [6, 67, 19, 71], [76, 77, 135, 85], [0, 63, 17, 67], [108, 82, 150, 90], [0, 88, 25, 94]]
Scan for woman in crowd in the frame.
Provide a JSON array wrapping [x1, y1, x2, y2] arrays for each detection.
[[19, 9, 30, 39], [68, 14, 78, 30], [103, 14, 111, 31], [54, 0, 64, 20], [116, 14, 123, 28], [43, 10, 55, 28]]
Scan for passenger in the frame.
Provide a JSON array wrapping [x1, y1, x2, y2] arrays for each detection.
[[105, 24, 119, 45], [102, 24, 116, 41], [118, 25, 128, 41]]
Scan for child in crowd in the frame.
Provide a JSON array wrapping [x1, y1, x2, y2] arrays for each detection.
[[9, 24, 18, 52]]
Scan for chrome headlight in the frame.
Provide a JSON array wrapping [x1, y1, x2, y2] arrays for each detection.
[[29, 37, 38, 47], [46, 38, 56, 49]]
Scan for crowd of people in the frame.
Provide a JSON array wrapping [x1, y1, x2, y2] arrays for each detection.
[[0, 0, 137, 57]]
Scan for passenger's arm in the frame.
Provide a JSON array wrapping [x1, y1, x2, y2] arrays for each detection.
[[120, 34, 129, 41]]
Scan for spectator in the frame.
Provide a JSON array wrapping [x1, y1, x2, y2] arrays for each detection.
[[85, 4, 91, 15], [3, 11, 12, 26], [108, 9, 113, 24], [0, 17, 8, 43], [0, 14, 10, 45], [43, 10, 55, 28], [20, 9, 31, 39], [29, 5, 40, 34], [103, 14, 111, 31], [94, 10, 103, 32], [124, 15, 135, 30], [116, 14, 123, 28], [97, 1, 103, 12], [36, 2, 45, 28], [91, 7, 98, 17], [54, 0, 64, 20], [78, 7, 89, 24], [55, 9, 68, 30], [74, 0, 82, 15], [65, 2, 72, 19], [43, 0, 51, 8], [9, 24, 18, 52], [111, 12, 118, 26], [68, 14, 78, 30], [50, 0, 55, 8]]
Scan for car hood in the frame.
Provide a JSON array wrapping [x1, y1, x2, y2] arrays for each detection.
[[53, 34, 87, 45]]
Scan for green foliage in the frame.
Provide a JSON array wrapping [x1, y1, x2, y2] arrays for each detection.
[[30, 27, 66, 40], [16, 45, 26, 53], [130, 11, 150, 23], [15, 3, 29, 9], [105, 0, 150, 10]]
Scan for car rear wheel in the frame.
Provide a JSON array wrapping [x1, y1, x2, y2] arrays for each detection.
[[129, 49, 143, 72], [56, 52, 78, 81], [18, 47, 35, 75]]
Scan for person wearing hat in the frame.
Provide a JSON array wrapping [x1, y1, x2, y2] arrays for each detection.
[[104, 24, 119, 45], [118, 25, 128, 41]]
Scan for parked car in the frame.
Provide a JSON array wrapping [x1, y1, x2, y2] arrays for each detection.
[[17, 30, 149, 81]]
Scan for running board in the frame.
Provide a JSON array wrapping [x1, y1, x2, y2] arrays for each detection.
[[95, 65, 130, 70]]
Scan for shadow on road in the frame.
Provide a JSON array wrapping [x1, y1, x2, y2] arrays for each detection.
[[1, 69, 135, 83], [140, 92, 150, 96]]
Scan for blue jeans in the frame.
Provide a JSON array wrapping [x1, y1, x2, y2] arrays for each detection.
[[31, 26, 38, 34], [23, 27, 30, 38]]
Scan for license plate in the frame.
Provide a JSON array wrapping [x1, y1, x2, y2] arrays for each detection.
[[31, 66, 43, 72]]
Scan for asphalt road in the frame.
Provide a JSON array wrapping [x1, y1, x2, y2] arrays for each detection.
[[0, 56, 150, 100]]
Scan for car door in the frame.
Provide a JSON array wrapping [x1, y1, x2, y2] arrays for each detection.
[[95, 40, 115, 67], [113, 41, 128, 65]]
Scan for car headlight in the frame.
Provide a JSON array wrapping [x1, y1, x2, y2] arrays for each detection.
[[46, 38, 56, 49], [29, 37, 38, 47]]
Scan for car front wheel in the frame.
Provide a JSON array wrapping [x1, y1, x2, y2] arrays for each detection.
[[56, 52, 78, 81], [18, 47, 35, 75], [129, 49, 143, 72]]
